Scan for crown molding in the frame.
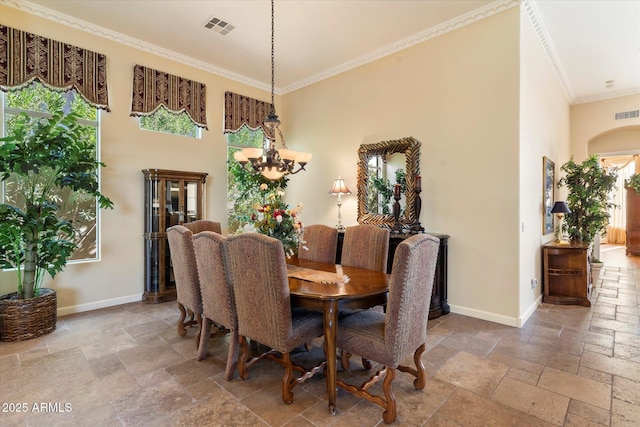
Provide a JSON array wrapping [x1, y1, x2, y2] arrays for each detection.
[[1, 0, 273, 94], [282, 0, 521, 93], [573, 88, 640, 105], [4, 0, 522, 96]]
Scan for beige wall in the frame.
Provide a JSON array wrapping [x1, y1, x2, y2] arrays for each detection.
[[571, 94, 640, 160], [283, 8, 522, 325], [518, 7, 571, 325], [0, 6, 275, 313]]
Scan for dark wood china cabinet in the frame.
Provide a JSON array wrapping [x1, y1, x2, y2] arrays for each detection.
[[142, 169, 207, 303]]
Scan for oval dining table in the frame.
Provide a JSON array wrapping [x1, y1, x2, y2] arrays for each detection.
[[286, 256, 390, 415]]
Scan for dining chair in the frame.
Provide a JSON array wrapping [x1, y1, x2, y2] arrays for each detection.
[[182, 219, 222, 235], [299, 224, 338, 263], [192, 231, 239, 381], [340, 224, 390, 271], [335, 233, 440, 424], [166, 225, 203, 346], [225, 232, 327, 404]]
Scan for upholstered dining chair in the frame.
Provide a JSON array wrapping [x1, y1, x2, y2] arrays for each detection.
[[192, 231, 239, 381], [340, 224, 390, 271], [335, 234, 440, 424], [225, 232, 327, 404], [299, 224, 338, 263], [182, 219, 222, 235], [166, 225, 203, 346]]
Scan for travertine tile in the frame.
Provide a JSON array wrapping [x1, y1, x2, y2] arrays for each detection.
[[567, 400, 611, 426], [581, 350, 640, 382], [538, 367, 611, 409], [611, 398, 640, 427], [433, 351, 508, 397], [491, 376, 570, 425], [613, 376, 640, 405]]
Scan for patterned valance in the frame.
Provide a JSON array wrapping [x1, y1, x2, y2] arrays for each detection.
[[224, 91, 274, 139], [131, 65, 207, 129], [0, 25, 110, 111]]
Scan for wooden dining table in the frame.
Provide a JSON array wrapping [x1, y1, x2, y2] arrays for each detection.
[[286, 256, 390, 415]]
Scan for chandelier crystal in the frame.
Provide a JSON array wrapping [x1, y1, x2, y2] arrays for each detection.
[[235, 0, 311, 181]]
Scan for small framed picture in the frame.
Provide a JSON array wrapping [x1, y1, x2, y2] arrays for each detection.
[[542, 156, 555, 235]]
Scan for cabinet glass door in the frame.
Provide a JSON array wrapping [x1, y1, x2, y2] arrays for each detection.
[[166, 180, 183, 227]]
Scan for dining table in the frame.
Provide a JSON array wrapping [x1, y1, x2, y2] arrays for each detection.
[[286, 256, 390, 415]]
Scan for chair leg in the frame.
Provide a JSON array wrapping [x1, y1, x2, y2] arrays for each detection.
[[196, 317, 212, 360], [336, 366, 398, 424], [397, 343, 427, 390], [381, 368, 397, 424], [281, 353, 294, 404], [177, 303, 187, 336], [238, 336, 250, 380], [224, 329, 240, 381]]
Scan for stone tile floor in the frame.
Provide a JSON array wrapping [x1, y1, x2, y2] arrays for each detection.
[[0, 246, 638, 426]]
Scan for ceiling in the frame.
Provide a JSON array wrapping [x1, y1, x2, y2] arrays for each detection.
[[8, 0, 640, 104]]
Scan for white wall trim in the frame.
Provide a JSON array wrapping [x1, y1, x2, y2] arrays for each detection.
[[57, 294, 141, 317], [448, 304, 519, 327], [518, 294, 543, 327], [4, 0, 519, 95]]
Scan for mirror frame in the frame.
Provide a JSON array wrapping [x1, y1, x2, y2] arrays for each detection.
[[357, 136, 421, 228]]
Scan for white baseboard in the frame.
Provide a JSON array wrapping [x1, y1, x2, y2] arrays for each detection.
[[57, 294, 142, 317], [448, 295, 543, 328], [518, 294, 543, 327], [448, 304, 518, 327]]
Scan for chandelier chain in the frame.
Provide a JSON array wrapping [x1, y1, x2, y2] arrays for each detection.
[[270, 0, 275, 113]]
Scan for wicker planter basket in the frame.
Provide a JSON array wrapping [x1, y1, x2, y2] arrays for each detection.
[[0, 288, 57, 342]]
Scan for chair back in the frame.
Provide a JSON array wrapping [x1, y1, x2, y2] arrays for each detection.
[[341, 224, 390, 271], [192, 231, 236, 330], [299, 224, 338, 263], [183, 220, 222, 235], [385, 234, 439, 361], [166, 225, 202, 314], [225, 233, 292, 352]]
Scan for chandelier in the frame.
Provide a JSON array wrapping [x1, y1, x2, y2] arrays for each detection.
[[234, 0, 311, 181]]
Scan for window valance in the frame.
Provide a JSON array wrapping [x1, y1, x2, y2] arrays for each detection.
[[0, 25, 110, 111], [224, 91, 274, 139], [131, 65, 207, 129]]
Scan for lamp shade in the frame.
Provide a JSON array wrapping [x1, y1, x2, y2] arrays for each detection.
[[329, 178, 351, 195], [550, 201, 571, 214]]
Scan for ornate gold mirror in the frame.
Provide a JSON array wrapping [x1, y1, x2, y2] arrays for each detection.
[[357, 136, 421, 228]]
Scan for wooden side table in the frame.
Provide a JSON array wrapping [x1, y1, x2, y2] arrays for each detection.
[[542, 242, 591, 307]]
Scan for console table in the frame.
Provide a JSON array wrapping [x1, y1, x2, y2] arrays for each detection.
[[542, 242, 591, 307], [336, 231, 449, 319]]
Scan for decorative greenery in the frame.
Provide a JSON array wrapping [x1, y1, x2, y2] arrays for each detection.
[[367, 168, 406, 215], [248, 184, 304, 258], [626, 173, 640, 194], [557, 155, 617, 244], [139, 105, 198, 138], [0, 110, 113, 299]]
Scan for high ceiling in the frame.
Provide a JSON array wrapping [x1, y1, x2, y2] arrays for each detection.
[[8, 0, 640, 104]]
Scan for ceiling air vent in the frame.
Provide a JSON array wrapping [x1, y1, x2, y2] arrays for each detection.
[[203, 17, 235, 35], [615, 110, 639, 120]]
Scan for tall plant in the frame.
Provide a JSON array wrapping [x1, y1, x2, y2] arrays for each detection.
[[557, 155, 617, 244], [0, 111, 113, 299]]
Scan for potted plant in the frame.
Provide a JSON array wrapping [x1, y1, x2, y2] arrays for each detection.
[[0, 110, 113, 341], [557, 155, 617, 287]]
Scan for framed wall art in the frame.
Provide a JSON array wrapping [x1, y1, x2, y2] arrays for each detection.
[[542, 156, 555, 235]]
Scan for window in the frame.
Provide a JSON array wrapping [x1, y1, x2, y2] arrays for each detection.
[[1, 81, 101, 262], [227, 125, 286, 233], [139, 105, 200, 138]]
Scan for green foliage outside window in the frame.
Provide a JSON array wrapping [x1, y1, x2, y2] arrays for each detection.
[[227, 126, 287, 233], [139, 105, 199, 138], [3, 81, 100, 261]]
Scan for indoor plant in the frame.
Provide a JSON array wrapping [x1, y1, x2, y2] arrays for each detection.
[[557, 155, 617, 286], [0, 110, 113, 341], [626, 173, 640, 194]]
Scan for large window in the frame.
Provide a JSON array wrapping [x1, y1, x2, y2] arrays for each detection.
[[227, 125, 286, 233], [139, 105, 200, 138], [1, 81, 102, 262]]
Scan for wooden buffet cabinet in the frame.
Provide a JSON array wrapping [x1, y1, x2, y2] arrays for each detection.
[[542, 242, 591, 307], [142, 169, 208, 303], [626, 186, 640, 256], [337, 232, 449, 319]]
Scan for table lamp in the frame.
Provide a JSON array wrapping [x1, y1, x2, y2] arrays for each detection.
[[551, 201, 571, 244], [329, 177, 351, 232]]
